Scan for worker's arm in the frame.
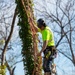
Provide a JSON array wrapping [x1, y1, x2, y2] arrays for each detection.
[[38, 29, 50, 56], [38, 40, 48, 55], [33, 25, 39, 32]]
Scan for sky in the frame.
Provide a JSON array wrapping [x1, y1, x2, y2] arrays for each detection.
[[0, 0, 75, 75]]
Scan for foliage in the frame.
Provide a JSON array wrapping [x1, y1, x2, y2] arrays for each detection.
[[15, 0, 34, 75], [0, 39, 5, 45], [0, 65, 6, 75]]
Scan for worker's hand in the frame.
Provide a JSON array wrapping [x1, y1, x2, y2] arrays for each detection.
[[37, 51, 41, 56]]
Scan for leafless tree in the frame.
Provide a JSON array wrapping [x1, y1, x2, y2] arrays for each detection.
[[0, 1, 23, 75], [34, 0, 75, 66], [34, 0, 75, 75]]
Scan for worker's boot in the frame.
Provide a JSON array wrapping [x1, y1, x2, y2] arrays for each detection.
[[52, 63, 56, 73]]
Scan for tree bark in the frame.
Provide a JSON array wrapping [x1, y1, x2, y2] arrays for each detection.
[[21, 0, 42, 75]]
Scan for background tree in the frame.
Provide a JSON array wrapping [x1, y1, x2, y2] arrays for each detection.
[[34, 0, 75, 75], [0, 0, 23, 75]]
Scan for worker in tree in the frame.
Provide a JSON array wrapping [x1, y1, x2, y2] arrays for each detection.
[[34, 18, 57, 75]]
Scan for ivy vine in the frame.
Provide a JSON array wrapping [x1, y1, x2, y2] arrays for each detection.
[[15, 0, 34, 75]]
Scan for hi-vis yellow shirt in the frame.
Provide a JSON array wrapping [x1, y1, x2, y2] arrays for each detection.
[[38, 26, 55, 46]]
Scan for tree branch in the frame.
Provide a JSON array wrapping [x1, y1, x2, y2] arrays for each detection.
[[1, 7, 17, 65]]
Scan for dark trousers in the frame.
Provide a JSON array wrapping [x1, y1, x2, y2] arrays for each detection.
[[43, 46, 56, 72]]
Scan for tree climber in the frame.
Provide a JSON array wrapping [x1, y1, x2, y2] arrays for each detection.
[[34, 18, 57, 75]]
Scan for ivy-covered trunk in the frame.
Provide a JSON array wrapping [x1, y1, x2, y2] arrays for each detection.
[[15, 0, 42, 75]]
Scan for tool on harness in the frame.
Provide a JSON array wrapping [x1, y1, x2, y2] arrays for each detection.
[[45, 48, 57, 60], [45, 51, 51, 59]]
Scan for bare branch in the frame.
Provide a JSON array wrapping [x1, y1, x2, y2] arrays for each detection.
[[1, 7, 17, 65]]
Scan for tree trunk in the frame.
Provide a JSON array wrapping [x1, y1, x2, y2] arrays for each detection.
[[21, 0, 42, 75]]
